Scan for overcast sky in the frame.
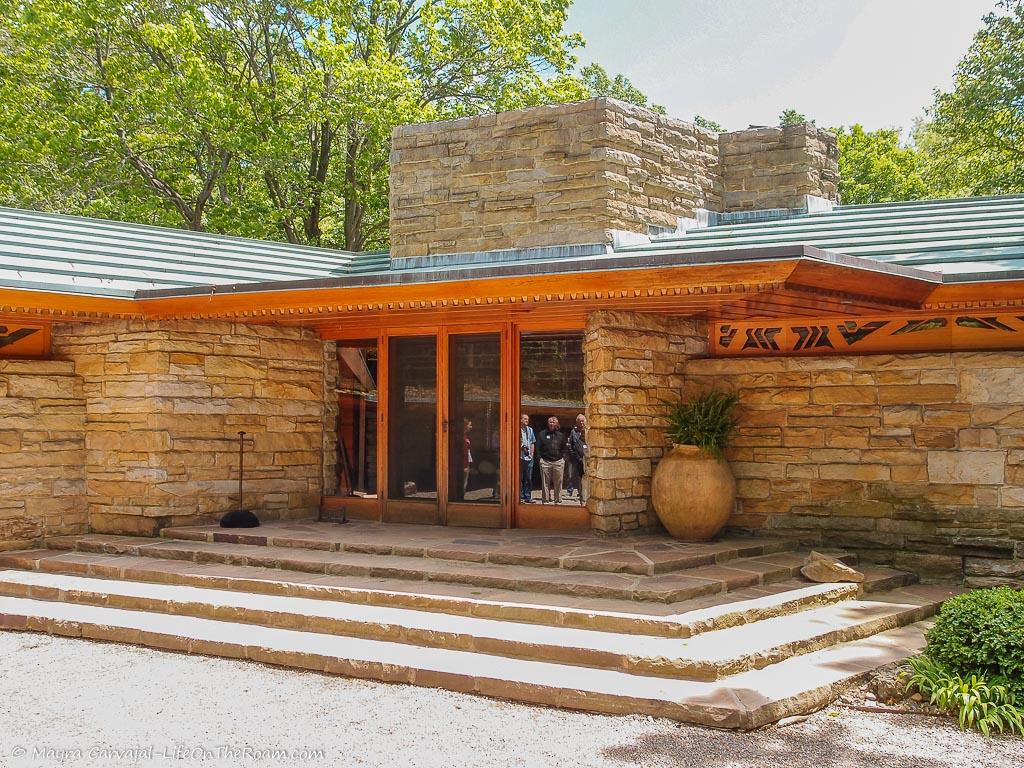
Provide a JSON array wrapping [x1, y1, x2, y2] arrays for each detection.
[[567, 0, 1000, 133]]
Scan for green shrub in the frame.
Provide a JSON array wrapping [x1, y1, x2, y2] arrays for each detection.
[[664, 389, 739, 460], [926, 587, 1024, 700], [906, 655, 1023, 736]]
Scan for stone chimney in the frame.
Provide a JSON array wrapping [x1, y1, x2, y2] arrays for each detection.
[[388, 99, 840, 259], [719, 124, 839, 211]]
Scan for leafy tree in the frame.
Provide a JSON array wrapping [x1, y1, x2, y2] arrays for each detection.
[[693, 115, 726, 132], [579, 62, 665, 113], [923, 0, 1024, 196], [0, 0, 586, 249], [779, 108, 812, 127], [835, 124, 929, 205]]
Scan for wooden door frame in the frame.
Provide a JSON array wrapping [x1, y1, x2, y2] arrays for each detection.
[[323, 317, 588, 529], [381, 326, 443, 525]]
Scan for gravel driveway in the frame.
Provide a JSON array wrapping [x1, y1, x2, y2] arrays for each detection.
[[1, 631, 1019, 768]]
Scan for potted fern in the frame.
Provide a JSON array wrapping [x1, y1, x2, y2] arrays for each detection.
[[651, 389, 739, 541]]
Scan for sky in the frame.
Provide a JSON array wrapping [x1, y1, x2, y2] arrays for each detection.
[[566, 0, 1001, 133]]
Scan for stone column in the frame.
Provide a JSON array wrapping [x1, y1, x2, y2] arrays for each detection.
[[583, 311, 707, 534]]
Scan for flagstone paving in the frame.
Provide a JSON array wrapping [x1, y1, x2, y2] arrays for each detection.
[[0, 520, 962, 729]]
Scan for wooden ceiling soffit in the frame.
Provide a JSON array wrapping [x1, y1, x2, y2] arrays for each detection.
[[784, 260, 938, 310], [713, 311, 1024, 357], [134, 261, 801, 322]]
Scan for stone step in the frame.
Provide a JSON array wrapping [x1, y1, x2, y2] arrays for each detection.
[[156, 522, 798, 576], [0, 570, 949, 680], [42, 535, 859, 604], [0, 548, 914, 637], [0, 592, 935, 729]]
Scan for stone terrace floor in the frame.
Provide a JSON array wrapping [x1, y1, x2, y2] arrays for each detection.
[[159, 519, 795, 578]]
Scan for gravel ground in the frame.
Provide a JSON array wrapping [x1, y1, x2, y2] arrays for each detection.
[[1, 631, 1020, 768]]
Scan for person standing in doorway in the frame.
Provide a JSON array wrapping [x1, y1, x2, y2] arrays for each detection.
[[519, 413, 536, 503], [538, 416, 567, 504], [567, 413, 588, 505]]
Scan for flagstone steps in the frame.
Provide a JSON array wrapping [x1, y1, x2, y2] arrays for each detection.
[[156, 522, 798, 576], [0, 591, 939, 729], [0, 570, 948, 680], [42, 534, 865, 604], [0, 549, 913, 637]]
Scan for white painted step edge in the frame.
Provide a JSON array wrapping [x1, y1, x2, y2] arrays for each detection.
[[0, 571, 938, 674], [0, 595, 929, 730]]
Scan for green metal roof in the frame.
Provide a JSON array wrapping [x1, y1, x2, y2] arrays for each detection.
[[0, 206, 387, 297], [2, 194, 1024, 300], [629, 194, 1024, 277]]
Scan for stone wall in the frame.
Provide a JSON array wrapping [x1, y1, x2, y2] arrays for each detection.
[[54, 321, 335, 536], [685, 352, 1024, 585], [390, 98, 722, 257], [719, 124, 839, 211], [0, 360, 86, 549], [584, 311, 706, 534]]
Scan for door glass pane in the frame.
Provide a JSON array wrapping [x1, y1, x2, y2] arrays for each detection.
[[519, 333, 585, 506], [388, 336, 437, 500], [337, 341, 378, 496], [449, 334, 501, 504]]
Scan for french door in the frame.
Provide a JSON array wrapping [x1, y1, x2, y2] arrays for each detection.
[[381, 326, 510, 527]]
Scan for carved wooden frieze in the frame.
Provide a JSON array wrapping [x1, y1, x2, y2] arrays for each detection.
[[712, 314, 1024, 357]]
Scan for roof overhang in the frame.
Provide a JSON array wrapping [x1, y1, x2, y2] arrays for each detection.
[[0, 243, 969, 330]]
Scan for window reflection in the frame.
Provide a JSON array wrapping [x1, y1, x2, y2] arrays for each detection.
[[519, 333, 586, 507], [337, 341, 378, 497], [449, 334, 501, 504], [388, 336, 438, 500]]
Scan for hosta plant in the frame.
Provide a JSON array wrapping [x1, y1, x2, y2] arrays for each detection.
[[905, 655, 1024, 737]]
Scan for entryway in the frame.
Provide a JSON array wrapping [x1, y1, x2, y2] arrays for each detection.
[[326, 325, 587, 529]]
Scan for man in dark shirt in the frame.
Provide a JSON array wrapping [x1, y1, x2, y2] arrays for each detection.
[[537, 415, 567, 504]]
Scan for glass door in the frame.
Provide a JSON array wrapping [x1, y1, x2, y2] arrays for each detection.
[[516, 331, 589, 529], [383, 335, 441, 524], [445, 332, 506, 527]]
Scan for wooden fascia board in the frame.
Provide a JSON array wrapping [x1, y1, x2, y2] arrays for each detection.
[[924, 280, 1024, 309], [0, 287, 138, 322], [132, 260, 802, 320]]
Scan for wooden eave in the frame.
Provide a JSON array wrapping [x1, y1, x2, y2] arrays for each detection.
[[0, 249, 985, 336]]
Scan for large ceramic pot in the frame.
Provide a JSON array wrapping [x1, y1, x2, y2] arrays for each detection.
[[651, 444, 736, 541]]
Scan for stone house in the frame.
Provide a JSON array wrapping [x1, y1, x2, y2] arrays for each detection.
[[2, 97, 1023, 587]]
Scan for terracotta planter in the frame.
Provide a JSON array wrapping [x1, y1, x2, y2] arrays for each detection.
[[651, 444, 736, 541]]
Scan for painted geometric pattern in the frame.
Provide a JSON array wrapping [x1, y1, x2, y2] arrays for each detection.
[[712, 314, 1024, 356]]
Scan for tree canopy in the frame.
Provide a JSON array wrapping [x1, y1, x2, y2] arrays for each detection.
[[835, 125, 929, 205], [0, 0, 590, 249], [579, 63, 665, 113], [922, 0, 1024, 197], [4, 0, 1024, 246], [778, 108, 811, 127]]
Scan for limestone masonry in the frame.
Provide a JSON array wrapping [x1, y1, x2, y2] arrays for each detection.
[[0, 360, 86, 550], [390, 98, 837, 257], [584, 311, 705, 534], [686, 351, 1024, 584], [50, 321, 336, 536]]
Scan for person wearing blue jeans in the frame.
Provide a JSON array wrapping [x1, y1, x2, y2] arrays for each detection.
[[519, 413, 536, 503]]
